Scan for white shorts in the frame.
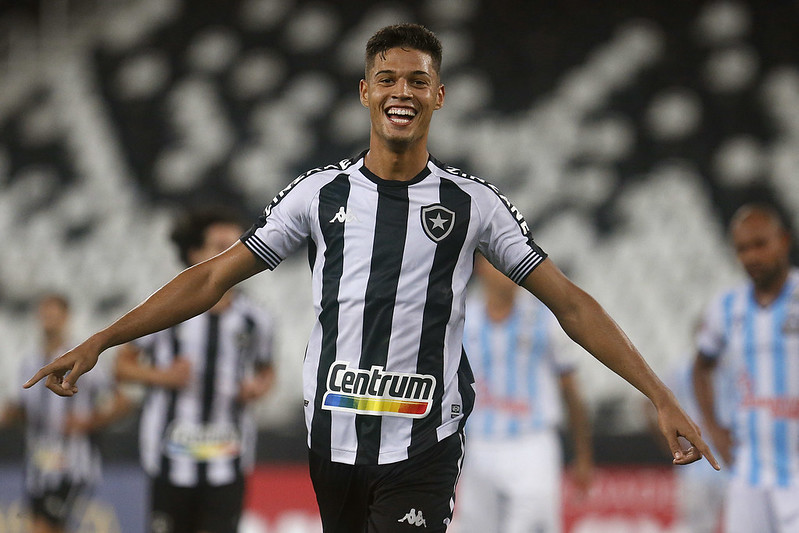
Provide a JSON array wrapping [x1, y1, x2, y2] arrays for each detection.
[[724, 480, 799, 533], [452, 430, 562, 533]]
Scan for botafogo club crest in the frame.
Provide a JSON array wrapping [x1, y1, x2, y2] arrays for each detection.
[[420, 204, 455, 242]]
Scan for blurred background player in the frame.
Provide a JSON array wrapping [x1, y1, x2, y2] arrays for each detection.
[[693, 203, 799, 533], [452, 254, 593, 533], [114, 206, 276, 533], [0, 293, 129, 533]]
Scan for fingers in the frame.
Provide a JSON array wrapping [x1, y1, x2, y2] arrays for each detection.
[[23, 366, 54, 389], [45, 374, 78, 397], [24, 359, 83, 396], [693, 436, 721, 471], [668, 431, 721, 471], [671, 446, 701, 465], [60, 361, 86, 392]]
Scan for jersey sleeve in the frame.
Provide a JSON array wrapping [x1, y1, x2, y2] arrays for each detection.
[[695, 293, 727, 361], [475, 188, 547, 285], [240, 175, 316, 270]]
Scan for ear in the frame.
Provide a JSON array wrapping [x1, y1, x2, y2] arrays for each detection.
[[359, 79, 369, 108], [434, 83, 445, 110]]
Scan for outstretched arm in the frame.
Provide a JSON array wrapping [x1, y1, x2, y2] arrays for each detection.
[[521, 259, 720, 470], [24, 242, 266, 396]]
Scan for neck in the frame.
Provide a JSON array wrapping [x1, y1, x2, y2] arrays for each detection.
[[484, 290, 516, 322], [754, 267, 791, 306], [364, 142, 429, 181]]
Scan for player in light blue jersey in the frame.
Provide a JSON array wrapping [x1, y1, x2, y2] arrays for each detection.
[[452, 254, 593, 533], [694, 203, 799, 533]]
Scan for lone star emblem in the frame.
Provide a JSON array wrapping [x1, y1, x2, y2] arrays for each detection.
[[429, 213, 448, 230]]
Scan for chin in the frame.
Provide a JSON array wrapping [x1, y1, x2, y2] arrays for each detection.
[[383, 135, 416, 151]]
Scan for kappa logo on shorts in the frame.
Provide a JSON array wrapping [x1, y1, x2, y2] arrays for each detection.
[[398, 508, 427, 527], [421, 204, 455, 242]]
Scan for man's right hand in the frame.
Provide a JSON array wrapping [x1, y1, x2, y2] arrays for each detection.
[[23, 341, 101, 397]]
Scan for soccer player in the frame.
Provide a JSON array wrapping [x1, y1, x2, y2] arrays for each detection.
[[114, 206, 276, 533], [453, 254, 593, 533], [693, 203, 799, 533], [1, 293, 129, 533], [25, 23, 718, 533]]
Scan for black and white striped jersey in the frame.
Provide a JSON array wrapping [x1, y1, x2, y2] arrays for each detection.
[[242, 151, 547, 466], [14, 346, 111, 493], [135, 293, 274, 487]]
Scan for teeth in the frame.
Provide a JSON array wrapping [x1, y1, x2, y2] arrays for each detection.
[[387, 107, 416, 117]]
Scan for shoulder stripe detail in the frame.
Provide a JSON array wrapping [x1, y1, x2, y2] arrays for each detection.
[[429, 157, 532, 239], [508, 250, 546, 284], [242, 234, 282, 270], [264, 156, 360, 217]]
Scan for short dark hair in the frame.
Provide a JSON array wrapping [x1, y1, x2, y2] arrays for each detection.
[[170, 205, 246, 266], [365, 23, 442, 78]]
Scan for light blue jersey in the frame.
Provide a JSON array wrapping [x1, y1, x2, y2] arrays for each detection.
[[463, 292, 574, 440], [697, 269, 799, 488]]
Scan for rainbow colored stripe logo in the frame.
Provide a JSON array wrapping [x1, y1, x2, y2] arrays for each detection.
[[322, 362, 436, 419], [164, 422, 242, 460]]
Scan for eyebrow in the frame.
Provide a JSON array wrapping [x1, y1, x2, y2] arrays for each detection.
[[374, 69, 433, 78]]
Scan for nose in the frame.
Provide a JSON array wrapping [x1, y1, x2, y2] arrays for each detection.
[[393, 78, 412, 99]]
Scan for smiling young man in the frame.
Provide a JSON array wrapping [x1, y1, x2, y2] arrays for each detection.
[[25, 24, 718, 532]]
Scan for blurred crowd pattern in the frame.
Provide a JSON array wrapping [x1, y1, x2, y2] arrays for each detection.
[[1, 0, 798, 432]]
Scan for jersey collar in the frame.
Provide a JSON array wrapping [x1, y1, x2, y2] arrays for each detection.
[[358, 151, 432, 187]]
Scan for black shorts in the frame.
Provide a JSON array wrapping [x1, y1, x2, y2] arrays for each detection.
[[149, 476, 245, 533], [309, 432, 465, 533], [28, 480, 86, 529]]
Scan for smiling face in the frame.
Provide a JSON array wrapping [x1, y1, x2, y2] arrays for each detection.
[[359, 47, 444, 153]]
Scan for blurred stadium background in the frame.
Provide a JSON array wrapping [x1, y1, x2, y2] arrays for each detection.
[[0, 0, 798, 531]]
